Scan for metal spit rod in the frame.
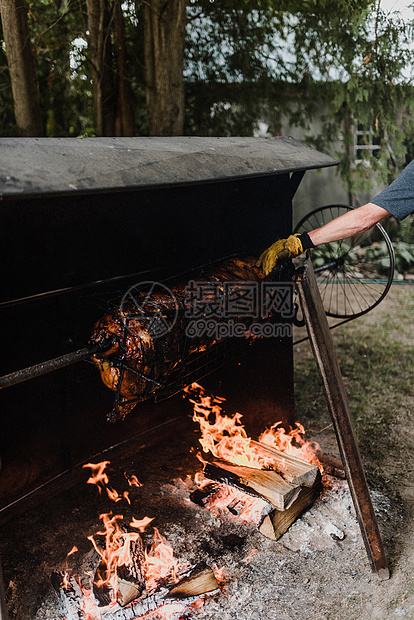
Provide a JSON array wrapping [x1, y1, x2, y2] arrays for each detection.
[[0, 341, 109, 389]]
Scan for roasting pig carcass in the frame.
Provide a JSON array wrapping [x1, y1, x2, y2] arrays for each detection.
[[89, 257, 283, 421]]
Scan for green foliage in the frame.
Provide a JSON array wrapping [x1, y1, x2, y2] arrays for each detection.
[[294, 4, 414, 193], [2, 0, 414, 195], [25, 0, 95, 136], [398, 216, 414, 244], [363, 239, 414, 276]]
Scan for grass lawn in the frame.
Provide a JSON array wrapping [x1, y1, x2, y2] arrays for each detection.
[[294, 283, 414, 507]]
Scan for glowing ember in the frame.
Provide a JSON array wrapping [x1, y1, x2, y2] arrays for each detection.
[[244, 549, 258, 564], [139, 602, 187, 619], [184, 382, 273, 469], [80, 584, 102, 620], [193, 474, 270, 525], [212, 564, 226, 584], [259, 421, 322, 467]]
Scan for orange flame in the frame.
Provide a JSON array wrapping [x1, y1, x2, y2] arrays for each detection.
[[106, 487, 123, 503], [125, 472, 142, 487], [83, 461, 111, 493], [130, 516, 155, 532], [75, 462, 189, 614], [144, 528, 184, 593], [259, 421, 321, 467], [184, 383, 273, 469], [62, 546, 79, 589], [83, 461, 136, 505], [87, 512, 143, 602]]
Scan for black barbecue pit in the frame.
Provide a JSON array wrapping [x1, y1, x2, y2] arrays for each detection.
[[0, 136, 338, 517], [0, 136, 389, 618]]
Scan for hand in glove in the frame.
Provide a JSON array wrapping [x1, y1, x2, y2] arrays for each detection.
[[257, 232, 315, 275]]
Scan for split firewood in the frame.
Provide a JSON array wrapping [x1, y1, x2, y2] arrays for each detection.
[[204, 461, 301, 511], [250, 440, 320, 487], [167, 562, 219, 598], [258, 515, 277, 540], [116, 536, 146, 607], [259, 471, 323, 541], [93, 534, 146, 608], [117, 578, 143, 607], [55, 564, 218, 620]]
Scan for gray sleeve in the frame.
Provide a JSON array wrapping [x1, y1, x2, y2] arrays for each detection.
[[371, 159, 414, 220]]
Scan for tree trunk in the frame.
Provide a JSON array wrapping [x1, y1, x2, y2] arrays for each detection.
[[114, 1, 134, 136], [86, 0, 116, 136], [0, 0, 44, 136], [142, 0, 186, 136]]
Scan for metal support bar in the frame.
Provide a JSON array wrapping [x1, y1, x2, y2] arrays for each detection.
[[296, 257, 389, 580]]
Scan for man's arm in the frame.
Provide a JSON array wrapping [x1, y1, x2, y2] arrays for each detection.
[[308, 202, 390, 247], [257, 202, 391, 275]]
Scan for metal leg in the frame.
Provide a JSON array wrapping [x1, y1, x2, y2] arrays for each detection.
[[296, 257, 389, 580]]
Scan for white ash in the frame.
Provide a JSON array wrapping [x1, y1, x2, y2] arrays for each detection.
[[35, 476, 387, 620]]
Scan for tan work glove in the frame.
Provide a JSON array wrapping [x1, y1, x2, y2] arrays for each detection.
[[257, 233, 308, 275]]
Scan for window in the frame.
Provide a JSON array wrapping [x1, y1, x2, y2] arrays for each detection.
[[354, 124, 381, 162]]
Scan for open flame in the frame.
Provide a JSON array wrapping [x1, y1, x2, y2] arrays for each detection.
[[87, 512, 140, 593], [144, 527, 185, 593], [83, 460, 132, 504], [259, 421, 322, 467], [67, 460, 188, 617], [185, 382, 321, 470], [184, 382, 273, 469]]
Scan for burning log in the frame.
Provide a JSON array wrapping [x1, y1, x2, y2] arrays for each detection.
[[250, 440, 320, 487], [203, 461, 301, 511], [259, 471, 323, 541], [93, 534, 147, 608], [200, 448, 322, 541], [53, 561, 219, 620], [190, 478, 274, 525], [315, 450, 346, 479]]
